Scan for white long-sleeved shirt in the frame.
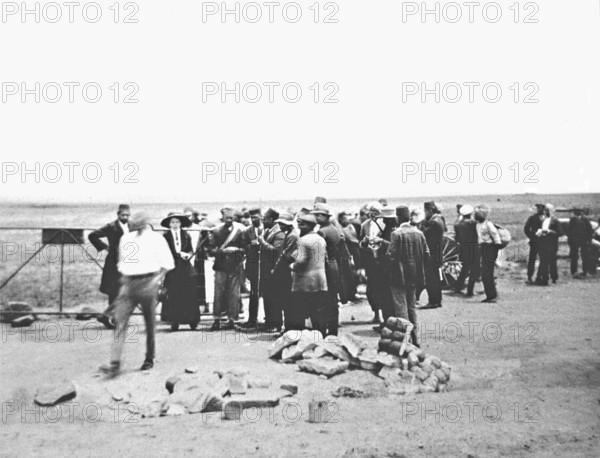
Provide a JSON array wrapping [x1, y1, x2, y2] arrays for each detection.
[[476, 220, 501, 245], [118, 230, 175, 276]]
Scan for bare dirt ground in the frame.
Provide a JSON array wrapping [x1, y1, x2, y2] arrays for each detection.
[[1, 259, 599, 458]]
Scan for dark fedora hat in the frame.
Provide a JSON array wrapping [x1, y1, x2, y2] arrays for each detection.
[[161, 212, 192, 228]]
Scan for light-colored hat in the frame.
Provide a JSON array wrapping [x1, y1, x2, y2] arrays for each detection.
[[275, 213, 294, 225], [459, 204, 474, 216], [380, 207, 396, 219], [311, 203, 332, 216], [297, 214, 317, 225]]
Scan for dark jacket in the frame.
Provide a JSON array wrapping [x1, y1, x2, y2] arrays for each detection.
[[208, 223, 246, 273], [524, 214, 544, 242], [88, 220, 130, 295], [568, 216, 593, 246], [272, 229, 300, 281], [423, 214, 446, 265], [245, 224, 286, 287], [386, 224, 430, 288], [454, 218, 479, 257], [537, 217, 562, 251]]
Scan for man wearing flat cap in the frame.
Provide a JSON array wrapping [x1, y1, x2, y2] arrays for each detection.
[[524, 203, 546, 283], [271, 213, 300, 332], [89, 204, 132, 329], [453, 204, 480, 296], [420, 201, 446, 309], [289, 214, 328, 335], [207, 207, 247, 330], [386, 206, 428, 345], [312, 203, 341, 336]]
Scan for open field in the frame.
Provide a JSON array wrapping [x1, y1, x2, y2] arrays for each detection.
[[0, 193, 599, 457], [0, 257, 599, 457], [1, 193, 599, 310]]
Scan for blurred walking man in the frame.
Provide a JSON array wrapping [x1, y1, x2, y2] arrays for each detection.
[[100, 213, 174, 378], [89, 204, 131, 329]]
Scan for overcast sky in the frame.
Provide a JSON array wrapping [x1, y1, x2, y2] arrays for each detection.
[[0, 0, 598, 203]]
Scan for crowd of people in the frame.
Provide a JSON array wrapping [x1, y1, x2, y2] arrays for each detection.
[[90, 199, 599, 377]]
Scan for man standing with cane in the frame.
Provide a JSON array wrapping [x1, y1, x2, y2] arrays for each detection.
[[100, 213, 174, 378]]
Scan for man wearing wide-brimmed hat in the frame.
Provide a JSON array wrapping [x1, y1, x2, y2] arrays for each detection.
[[524, 203, 546, 283], [453, 204, 480, 296], [88, 204, 132, 329]]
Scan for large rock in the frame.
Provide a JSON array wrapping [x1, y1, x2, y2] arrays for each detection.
[[321, 342, 359, 366], [227, 389, 292, 409], [1, 302, 33, 323], [340, 333, 368, 359], [165, 404, 187, 416], [376, 352, 401, 368], [281, 344, 301, 362], [225, 372, 248, 394], [358, 347, 379, 371], [34, 380, 76, 406], [378, 366, 400, 381], [248, 377, 271, 389], [169, 385, 224, 414], [297, 357, 349, 377], [268, 331, 304, 358], [11, 315, 35, 328], [141, 399, 168, 418]]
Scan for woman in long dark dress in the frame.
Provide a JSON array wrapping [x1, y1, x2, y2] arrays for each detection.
[[160, 212, 200, 331]]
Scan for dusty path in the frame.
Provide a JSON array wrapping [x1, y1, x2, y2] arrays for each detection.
[[1, 261, 599, 457]]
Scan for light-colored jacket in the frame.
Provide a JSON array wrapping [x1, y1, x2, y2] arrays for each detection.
[[476, 220, 501, 245], [291, 232, 328, 292]]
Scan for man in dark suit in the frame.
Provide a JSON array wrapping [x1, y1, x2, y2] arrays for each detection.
[[312, 204, 341, 336], [386, 206, 429, 346], [524, 203, 545, 283], [252, 208, 286, 332], [419, 201, 446, 309], [568, 208, 594, 277], [453, 204, 480, 296], [271, 213, 299, 333], [89, 204, 131, 329]]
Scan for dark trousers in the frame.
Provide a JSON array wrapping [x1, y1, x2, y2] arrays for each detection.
[[111, 273, 159, 364], [193, 257, 207, 306], [455, 245, 481, 295], [425, 259, 443, 305], [288, 291, 328, 335], [263, 284, 283, 329], [247, 277, 260, 323], [527, 241, 540, 280], [480, 244, 499, 300], [570, 243, 592, 275], [537, 245, 558, 284]]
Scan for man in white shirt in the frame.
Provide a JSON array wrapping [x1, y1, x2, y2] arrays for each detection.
[[100, 212, 175, 378]]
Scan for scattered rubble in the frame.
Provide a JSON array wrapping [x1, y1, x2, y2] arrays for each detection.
[[268, 323, 452, 394]]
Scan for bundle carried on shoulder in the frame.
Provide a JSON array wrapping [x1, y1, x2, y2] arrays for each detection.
[[493, 223, 512, 249]]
